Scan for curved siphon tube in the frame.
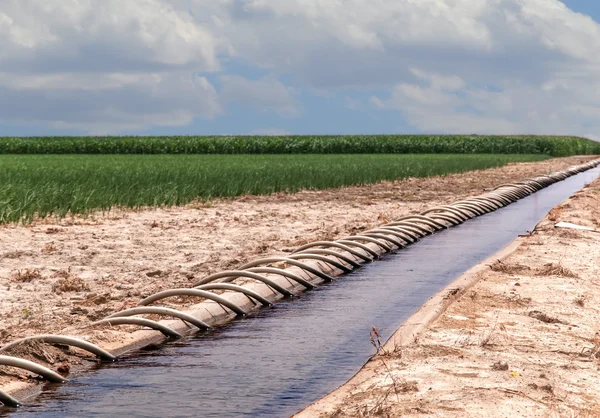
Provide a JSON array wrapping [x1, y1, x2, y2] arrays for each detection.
[[366, 228, 411, 246], [455, 199, 497, 212], [0, 389, 20, 408], [467, 196, 505, 209], [421, 206, 471, 222], [193, 271, 295, 297], [385, 220, 432, 235], [106, 307, 211, 330], [427, 213, 461, 226], [360, 232, 404, 249], [378, 225, 421, 242], [0, 335, 115, 362], [382, 223, 428, 238], [293, 241, 373, 263], [452, 203, 486, 216], [138, 289, 248, 316], [485, 191, 516, 205], [196, 283, 273, 306], [287, 253, 354, 273], [291, 249, 363, 269], [0, 355, 67, 383], [246, 267, 317, 289], [92, 317, 183, 338], [393, 215, 448, 230], [238, 257, 336, 282], [336, 240, 381, 259], [342, 235, 392, 252]]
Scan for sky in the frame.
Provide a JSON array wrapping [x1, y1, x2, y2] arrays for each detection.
[[2, 0, 600, 138]]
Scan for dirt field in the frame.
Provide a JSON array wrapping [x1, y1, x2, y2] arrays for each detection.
[[300, 173, 600, 416], [0, 155, 596, 397]]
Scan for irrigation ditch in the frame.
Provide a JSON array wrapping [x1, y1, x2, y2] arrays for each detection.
[[1, 158, 599, 415]]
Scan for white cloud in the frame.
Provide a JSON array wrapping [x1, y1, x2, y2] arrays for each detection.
[[0, 0, 219, 70], [220, 75, 300, 117], [0, 71, 221, 134], [2, 0, 600, 134]]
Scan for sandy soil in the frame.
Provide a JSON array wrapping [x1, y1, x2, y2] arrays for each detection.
[[0, 156, 596, 393], [304, 174, 600, 417]]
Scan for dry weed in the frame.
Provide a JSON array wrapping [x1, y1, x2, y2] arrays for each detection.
[[574, 295, 588, 307], [528, 310, 568, 325], [41, 242, 58, 254], [556, 228, 583, 239], [536, 263, 579, 278], [2, 250, 31, 259], [11, 269, 43, 283], [548, 207, 563, 222], [489, 259, 530, 275], [51, 269, 90, 293], [582, 332, 600, 359]]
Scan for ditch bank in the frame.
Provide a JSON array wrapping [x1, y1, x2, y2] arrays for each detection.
[[299, 175, 600, 417]]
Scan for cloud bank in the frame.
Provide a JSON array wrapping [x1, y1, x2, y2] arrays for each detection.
[[1, 0, 599, 136]]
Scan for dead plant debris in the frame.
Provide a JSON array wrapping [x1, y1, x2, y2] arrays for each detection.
[[536, 262, 579, 278], [11, 269, 43, 283], [528, 310, 568, 325], [51, 269, 90, 293]]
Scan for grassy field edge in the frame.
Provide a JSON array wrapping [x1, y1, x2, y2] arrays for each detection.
[[0, 154, 550, 223]]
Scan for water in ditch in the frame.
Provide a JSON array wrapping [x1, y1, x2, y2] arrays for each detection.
[[5, 166, 600, 418]]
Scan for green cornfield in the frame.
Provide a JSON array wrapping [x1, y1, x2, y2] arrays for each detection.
[[0, 154, 549, 223], [0, 135, 599, 156]]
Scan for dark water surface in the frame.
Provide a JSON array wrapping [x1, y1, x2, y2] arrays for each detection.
[[7, 167, 600, 418]]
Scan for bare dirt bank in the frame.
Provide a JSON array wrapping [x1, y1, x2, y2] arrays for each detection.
[[0, 156, 596, 397], [298, 174, 600, 417]]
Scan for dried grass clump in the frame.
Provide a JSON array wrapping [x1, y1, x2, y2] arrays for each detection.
[[556, 228, 582, 239], [489, 260, 530, 275], [11, 268, 43, 283], [548, 207, 563, 222], [536, 262, 579, 278], [41, 242, 58, 254], [51, 269, 90, 293], [574, 295, 588, 307]]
